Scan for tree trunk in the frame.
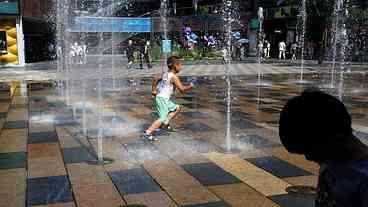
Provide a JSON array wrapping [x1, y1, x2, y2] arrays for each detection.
[[318, 26, 328, 64]]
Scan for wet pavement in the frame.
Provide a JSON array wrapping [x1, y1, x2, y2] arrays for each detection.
[[0, 67, 368, 207]]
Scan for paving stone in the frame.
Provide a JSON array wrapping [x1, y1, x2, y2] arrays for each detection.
[[54, 117, 79, 126], [181, 111, 210, 119], [28, 157, 67, 178], [62, 147, 96, 164], [144, 158, 220, 206], [181, 103, 204, 109], [102, 116, 125, 123], [0, 151, 26, 169], [32, 202, 76, 207], [6, 108, 28, 121], [0, 129, 28, 153], [264, 147, 320, 175], [125, 191, 177, 207], [0, 112, 7, 118], [11, 104, 28, 109], [204, 152, 290, 196], [181, 122, 215, 133], [109, 167, 161, 195], [208, 183, 279, 207], [27, 175, 74, 206], [29, 131, 59, 143], [182, 162, 241, 186], [4, 120, 28, 129], [0, 103, 9, 113], [246, 156, 313, 178], [181, 139, 220, 153], [181, 201, 232, 207], [117, 104, 133, 112], [56, 127, 84, 148], [0, 168, 26, 207], [283, 175, 318, 187], [67, 163, 110, 186], [29, 122, 55, 133], [47, 101, 67, 108], [181, 96, 199, 102], [73, 183, 124, 207], [28, 143, 61, 159], [270, 194, 314, 207], [231, 111, 251, 119], [231, 119, 259, 129], [84, 128, 115, 138], [0, 98, 11, 103], [238, 134, 281, 148], [125, 140, 161, 162], [260, 107, 282, 114]]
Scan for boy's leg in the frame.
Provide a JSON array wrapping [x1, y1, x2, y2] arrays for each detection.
[[146, 119, 162, 135], [165, 105, 181, 125]]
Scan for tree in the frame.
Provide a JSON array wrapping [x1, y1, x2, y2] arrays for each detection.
[[306, 0, 335, 64], [306, 0, 367, 64]]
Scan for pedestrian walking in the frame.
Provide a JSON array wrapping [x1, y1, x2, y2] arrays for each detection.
[[126, 40, 134, 69], [279, 40, 286, 60], [291, 42, 297, 62]]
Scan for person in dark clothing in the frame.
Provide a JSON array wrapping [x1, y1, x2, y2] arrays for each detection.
[[126, 40, 134, 69], [139, 40, 152, 69], [279, 89, 368, 207]]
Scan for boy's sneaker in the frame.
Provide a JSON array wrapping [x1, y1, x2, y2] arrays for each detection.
[[143, 132, 158, 141]]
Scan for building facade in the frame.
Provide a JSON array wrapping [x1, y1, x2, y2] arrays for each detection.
[[0, 0, 52, 66], [0, 0, 24, 65]]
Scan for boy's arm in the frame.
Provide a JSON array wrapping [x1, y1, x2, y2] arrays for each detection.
[[171, 74, 192, 93], [152, 73, 161, 96]]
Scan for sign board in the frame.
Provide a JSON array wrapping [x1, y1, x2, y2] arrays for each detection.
[[250, 19, 259, 30], [71, 17, 152, 32], [0, 0, 20, 15], [162, 40, 171, 53], [266, 6, 297, 19]]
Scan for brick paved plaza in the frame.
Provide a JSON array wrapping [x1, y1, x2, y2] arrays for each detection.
[[0, 62, 367, 207]]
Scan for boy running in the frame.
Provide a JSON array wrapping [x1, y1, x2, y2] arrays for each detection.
[[143, 55, 193, 141]]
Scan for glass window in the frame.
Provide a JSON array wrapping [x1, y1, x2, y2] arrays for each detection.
[[0, 31, 7, 55]]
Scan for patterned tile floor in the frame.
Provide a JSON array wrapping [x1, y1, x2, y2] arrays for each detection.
[[0, 68, 367, 207]]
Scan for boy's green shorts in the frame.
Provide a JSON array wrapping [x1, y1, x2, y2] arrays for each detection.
[[155, 96, 179, 124]]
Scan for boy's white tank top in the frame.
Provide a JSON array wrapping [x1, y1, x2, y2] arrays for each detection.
[[157, 72, 174, 99]]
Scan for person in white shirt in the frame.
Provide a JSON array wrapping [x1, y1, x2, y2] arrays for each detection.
[[291, 42, 298, 62], [279, 41, 286, 60], [258, 40, 264, 60], [266, 40, 271, 58]]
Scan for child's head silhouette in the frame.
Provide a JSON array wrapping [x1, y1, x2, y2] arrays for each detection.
[[279, 89, 352, 162]]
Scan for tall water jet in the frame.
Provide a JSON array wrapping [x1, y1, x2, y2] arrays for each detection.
[[111, 0, 116, 90], [193, 0, 198, 12], [82, 80, 87, 136], [257, 7, 264, 107], [330, 0, 351, 99], [330, 0, 342, 88], [299, 0, 306, 82], [291, 0, 312, 85], [222, 0, 241, 153], [257, 7, 264, 67], [97, 76, 104, 163], [160, 0, 169, 72], [56, 0, 66, 98], [223, 0, 232, 153], [96, 0, 106, 164]]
